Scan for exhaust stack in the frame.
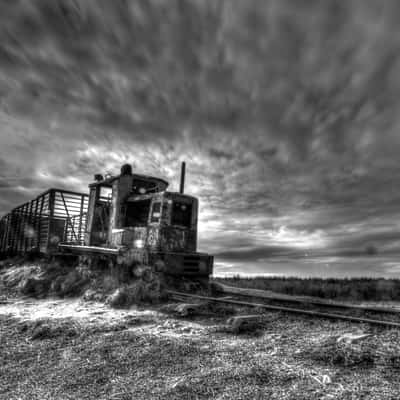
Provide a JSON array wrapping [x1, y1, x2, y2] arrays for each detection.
[[179, 161, 186, 194]]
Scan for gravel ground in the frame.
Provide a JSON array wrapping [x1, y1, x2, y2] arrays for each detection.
[[0, 296, 400, 400]]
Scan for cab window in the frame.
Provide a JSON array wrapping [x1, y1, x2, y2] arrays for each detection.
[[125, 199, 151, 226], [171, 201, 192, 228]]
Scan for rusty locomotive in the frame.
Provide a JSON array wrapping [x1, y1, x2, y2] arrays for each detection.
[[0, 162, 213, 278]]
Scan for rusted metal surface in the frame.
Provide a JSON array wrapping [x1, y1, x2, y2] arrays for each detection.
[[179, 161, 186, 194], [160, 227, 195, 252], [58, 244, 120, 255], [85, 187, 99, 246], [158, 193, 198, 252], [89, 173, 168, 193], [110, 226, 147, 247], [111, 247, 213, 277], [106, 188, 198, 253], [163, 252, 213, 276]]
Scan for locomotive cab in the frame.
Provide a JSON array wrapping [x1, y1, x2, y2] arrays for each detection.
[[108, 192, 198, 253], [82, 164, 212, 277]]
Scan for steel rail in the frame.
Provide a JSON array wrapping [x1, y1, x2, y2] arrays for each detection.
[[167, 290, 400, 328]]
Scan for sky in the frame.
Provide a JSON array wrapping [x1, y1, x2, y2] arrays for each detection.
[[1, 0, 400, 276]]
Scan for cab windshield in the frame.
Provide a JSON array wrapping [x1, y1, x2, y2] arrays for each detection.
[[125, 199, 151, 227]]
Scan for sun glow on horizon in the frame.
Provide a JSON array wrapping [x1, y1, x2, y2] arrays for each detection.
[[260, 225, 327, 249]]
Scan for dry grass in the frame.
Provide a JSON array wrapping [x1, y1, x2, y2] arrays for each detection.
[[1, 307, 400, 399], [299, 334, 400, 368], [1, 260, 400, 398]]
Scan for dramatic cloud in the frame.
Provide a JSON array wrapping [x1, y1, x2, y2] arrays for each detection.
[[1, 0, 400, 276]]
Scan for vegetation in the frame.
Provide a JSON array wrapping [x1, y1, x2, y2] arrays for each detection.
[[213, 276, 400, 302], [301, 334, 400, 369], [1, 308, 400, 400], [1, 261, 400, 398]]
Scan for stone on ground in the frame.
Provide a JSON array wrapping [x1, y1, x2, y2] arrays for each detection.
[[337, 332, 372, 344], [106, 288, 128, 308], [126, 280, 146, 304], [59, 270, 88, 296], [19, 277, 51, 297], [227, 315, 265, 333], [174, 303, 206, 317], [83, 288, 104, 302]]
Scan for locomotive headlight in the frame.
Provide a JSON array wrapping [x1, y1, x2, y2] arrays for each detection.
[[134, 239, 144, 248], [50, 235, 60, 244]]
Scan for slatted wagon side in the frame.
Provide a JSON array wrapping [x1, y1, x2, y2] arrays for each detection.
[[0, 188, 88, 257]]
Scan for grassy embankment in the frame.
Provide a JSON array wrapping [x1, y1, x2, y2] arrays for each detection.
[[213, 276, 400, 302]]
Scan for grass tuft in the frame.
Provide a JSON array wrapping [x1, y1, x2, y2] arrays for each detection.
[[301, 335, 400, 368]]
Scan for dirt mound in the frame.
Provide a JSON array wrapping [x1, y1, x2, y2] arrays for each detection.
[[106, 271, 164, 308], [0, 260, 89, 298], [0, 256, 166, 307]]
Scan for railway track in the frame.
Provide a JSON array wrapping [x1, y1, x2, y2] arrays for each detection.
[[167, 289, 400, 329]]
